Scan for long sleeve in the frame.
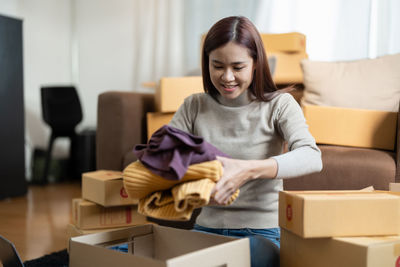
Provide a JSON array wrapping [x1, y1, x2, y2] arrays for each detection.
[[168, 95, 197, 134], [162, 92, 323, 228], [271, 94, 322, 179]]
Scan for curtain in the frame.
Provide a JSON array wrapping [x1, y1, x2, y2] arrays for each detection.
[[254, 0, 400, 61], [132, 0, 185, 91], [134, 0, 400, 90], [368, 0, 400, 58], [131, 0, 260, 91]]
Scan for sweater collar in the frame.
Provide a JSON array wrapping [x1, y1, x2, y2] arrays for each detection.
[[216, 90, 254, 107]]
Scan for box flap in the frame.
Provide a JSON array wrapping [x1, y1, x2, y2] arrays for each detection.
[[83, 170, 123, 181]]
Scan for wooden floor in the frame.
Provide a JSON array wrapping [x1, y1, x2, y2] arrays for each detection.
[[0, 181, 81, 261]]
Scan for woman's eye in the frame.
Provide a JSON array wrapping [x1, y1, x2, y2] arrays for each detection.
[[213, 65, 223, 69], [234, 67, 244, 71]]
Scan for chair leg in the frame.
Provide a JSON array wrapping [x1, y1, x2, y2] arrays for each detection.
[[68, 133, 78, 180], [42, 133, 55, 184]]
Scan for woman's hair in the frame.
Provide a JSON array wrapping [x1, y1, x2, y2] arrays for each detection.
[[202, 16, 288, 101]]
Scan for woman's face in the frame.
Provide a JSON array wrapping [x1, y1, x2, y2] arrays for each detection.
[[209, 41, 255, 100]]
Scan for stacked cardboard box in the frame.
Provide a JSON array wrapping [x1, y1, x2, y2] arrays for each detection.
[[67, 170, 149, 244], [146, 33, 308, 138], [279, 190, 400, 267], [260, 32, 307, 84], [302, 104, 397, 150], [68, 172, 252, 266], [147, 76, 204, 139]]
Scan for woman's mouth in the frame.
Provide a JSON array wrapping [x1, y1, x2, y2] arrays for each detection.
[[221, 84, 238, 92]]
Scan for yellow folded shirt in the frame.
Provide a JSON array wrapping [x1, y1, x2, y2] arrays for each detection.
[[123, 160, 223, 199], [123, 160, 239, 221]]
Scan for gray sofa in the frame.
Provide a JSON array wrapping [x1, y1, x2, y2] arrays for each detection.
[[96, 90, 400, 227]]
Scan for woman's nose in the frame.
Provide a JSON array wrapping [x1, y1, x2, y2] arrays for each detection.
[[221, 68, 235, 82]]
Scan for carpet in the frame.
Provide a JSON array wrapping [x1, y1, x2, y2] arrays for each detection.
[[23, 249, 69, 267]]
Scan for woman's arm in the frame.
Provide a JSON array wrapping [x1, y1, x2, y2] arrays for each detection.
[[168, 94, 198, 133], [271, 94, 322, 178], [212, 94, 322, 204]]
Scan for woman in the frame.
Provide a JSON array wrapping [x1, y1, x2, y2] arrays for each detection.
[[169, 16, 322, 267]]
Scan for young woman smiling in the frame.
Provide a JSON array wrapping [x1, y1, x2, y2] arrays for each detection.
[[169, 16, 322, 267]]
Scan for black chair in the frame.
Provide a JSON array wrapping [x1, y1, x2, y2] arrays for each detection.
[[0, 235, 24, 267], [40, 86, 83, 184]]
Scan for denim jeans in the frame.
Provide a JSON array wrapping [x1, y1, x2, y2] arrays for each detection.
[[193, 224, 280, 267]]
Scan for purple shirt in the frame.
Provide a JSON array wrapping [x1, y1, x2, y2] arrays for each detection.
[[134, 125, 229, 180]]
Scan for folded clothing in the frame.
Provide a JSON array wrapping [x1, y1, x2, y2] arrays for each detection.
[[139, 179, 239, 221], [123, 160, 239, 221], [123, 160, 223, 199], [134, 125, 229, 180]]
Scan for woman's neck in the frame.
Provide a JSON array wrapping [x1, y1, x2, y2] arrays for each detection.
[[216, 90, 253, 107]]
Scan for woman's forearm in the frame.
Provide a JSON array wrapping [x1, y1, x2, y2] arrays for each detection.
[[245, 158, 278, 180]]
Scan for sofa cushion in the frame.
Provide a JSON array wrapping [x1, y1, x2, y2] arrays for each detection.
[[300, 53, 400, 112], [123, 150, 137, 170], [283, 145, 396, 191]]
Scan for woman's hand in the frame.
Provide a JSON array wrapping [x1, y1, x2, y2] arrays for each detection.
[[210, 156, 278, 205], [211, 156, 252, 205]]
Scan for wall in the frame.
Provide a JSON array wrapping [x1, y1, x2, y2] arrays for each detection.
[[74, 0, 137, 129], [0, 0, 72, 180], [0, 0, 154, 180]]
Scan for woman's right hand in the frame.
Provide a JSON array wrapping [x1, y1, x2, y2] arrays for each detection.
[[209, 156, 278, 205]]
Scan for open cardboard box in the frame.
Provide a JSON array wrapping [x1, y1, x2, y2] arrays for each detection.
[[66, 223, 137, 252], [69, 224, 250, 267]]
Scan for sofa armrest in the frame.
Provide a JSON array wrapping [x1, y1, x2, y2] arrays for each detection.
[[396, 102, 400, 182], [96, 91, 155, 171]]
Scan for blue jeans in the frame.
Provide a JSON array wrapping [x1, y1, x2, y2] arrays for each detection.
[[193, 224, 280, 267]]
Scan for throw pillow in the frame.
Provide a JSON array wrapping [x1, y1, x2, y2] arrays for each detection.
[[300, 53, 400, 112]]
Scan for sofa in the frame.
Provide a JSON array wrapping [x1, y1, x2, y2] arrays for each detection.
[[97, 89, 399, 188], [96, 89, 399, 228]]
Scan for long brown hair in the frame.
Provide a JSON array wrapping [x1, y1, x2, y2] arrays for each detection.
[[202, 16, 289, 101]]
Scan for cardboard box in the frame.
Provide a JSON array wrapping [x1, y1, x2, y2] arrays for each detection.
[[279, 190, 400, 238], [155, 76, 203, 112], [269, 51, 308, 84], [72, 198, 148, 230], [303, 104, 397, 150], [390, 183, 400, 192], [281, 228, 400, 267], [261, 32, 306, 53], [67, 223, 134, 239], [82, 170, 138, 207], [69, 224, 250, 267], [67, 223, 135, 252], [147, 112, 175, 140]]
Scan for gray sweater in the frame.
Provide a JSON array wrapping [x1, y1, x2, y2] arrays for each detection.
[[169, 92, 322, 228]]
